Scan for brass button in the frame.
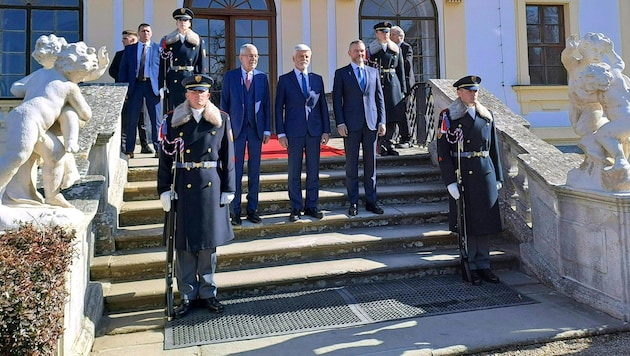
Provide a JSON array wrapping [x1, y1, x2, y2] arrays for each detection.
[[187, 167, 191, 171], [207, 148, 212, 153], [211, 131, 217, 136], [468, 171, 473, 175], [207, 182, 212, 187], [179, 132, 184, 137], [175, 58, 178, 62], [466, 140, 470, 143], [174, 79, 178, 83], [186, 184, 192, 188], [186, 149, 191, 153]]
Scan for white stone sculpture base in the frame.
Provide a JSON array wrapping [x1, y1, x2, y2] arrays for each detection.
[[567, 156, 630, 192], [553, 188, 630, 321], [0, 204, 85, 231]]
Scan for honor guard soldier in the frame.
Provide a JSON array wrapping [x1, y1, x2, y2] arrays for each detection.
[[436, 75, 504, 286], [157, 74, 235, 318], [368, 21, 407, 156], [160, 7, 208, 112]]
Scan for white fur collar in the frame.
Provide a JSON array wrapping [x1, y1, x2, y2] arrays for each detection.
[[448, 98, 493, 122], [163, 29, 201, 46], [368, 39, 400, 55], [171, 101, 222, 128]]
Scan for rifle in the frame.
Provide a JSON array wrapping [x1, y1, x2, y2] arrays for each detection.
[[456, 139, 473, 284], [164, 150, 178, 320]]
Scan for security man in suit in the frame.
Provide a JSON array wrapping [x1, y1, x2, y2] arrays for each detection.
[[367, 21, 407, 156], [157, 74, 235, 318], [390, 25, 416, 148], [160, 7, 208, 112], [436, 75, 504, 286]]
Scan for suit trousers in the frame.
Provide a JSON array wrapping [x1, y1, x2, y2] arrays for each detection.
[[125, 80, 161, 154], [344, 124, 378, 205], [232, 122, 263, 215], [175, 247, 218, 300], [466, 234, 490, 270], [287, 134, 321, 210]]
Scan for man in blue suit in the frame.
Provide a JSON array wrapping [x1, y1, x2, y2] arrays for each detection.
[[275, 44, 331, 222], [333, 40, 387, 216], [221, 44, 271, 225], [119, 23, 161, 158]]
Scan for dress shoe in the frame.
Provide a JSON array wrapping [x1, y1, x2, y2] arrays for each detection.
[[289, 209, 301, 222], [202, 297, 225, 314], [174, 299, 193, 319], [387, 148, 400, 156], [478, 268, 500, 283], [304, 207, 324, 219], [125, 152, 134, 159], [365, 202, 384, 214], [154, 152, 159, 158], [246, 211, 262, 223], [395, 142, 411, 149], [140, 145, 154, 154], [379, 146, 389, 156], [231, 215, 242, 226], [348, 203, 358, 216], [465, 270, 483, 286]]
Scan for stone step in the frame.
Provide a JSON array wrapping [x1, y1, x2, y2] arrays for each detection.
[[92, 223, 454, 282], [114, 201, 449, 250], [99, 246, 519, 314], [123, 165, 442, 201], [126, 151, 431, 182]]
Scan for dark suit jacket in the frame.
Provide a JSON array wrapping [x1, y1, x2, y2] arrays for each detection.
[[275, 70, 330, 138], [119, 41, 161, 96], [220, 67, 271, 140], [332, 64, 385, 132], [109, 49, 124, 82], [400, 41, 416, 93]]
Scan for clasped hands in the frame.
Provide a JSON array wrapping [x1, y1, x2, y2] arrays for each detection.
[[159, 191, 235, 211], [336, 124, 386, 137]]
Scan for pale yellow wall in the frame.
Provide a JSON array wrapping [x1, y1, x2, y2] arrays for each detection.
[[335, 0, 358, 69], [441, 1, 466, 79], [279, 0, 302, 74], [309, 0, 328, 76], [85, 1, 113, 83]]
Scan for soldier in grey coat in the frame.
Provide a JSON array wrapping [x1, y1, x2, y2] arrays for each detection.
[[157, 74, 235, 318]]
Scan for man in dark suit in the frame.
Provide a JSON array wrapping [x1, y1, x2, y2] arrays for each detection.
[[391, 25, 416, 148], [159, 7, 207, 112], [220, 44, 271, 225], [333, 40, 387, 216], [119, 23, 161, 158], [109, 30, 152, 154], [275, 44, 331, 222], [157, 74, 235, 318], [368, 21, 407, 156]]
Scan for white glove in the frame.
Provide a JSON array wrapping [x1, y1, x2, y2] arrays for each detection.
[[159, 88, 165, 100], [220, 192, 235, 205], [496, 182, 503, 190], [160, 191, 178, 212], [447, 183, 460, 200]]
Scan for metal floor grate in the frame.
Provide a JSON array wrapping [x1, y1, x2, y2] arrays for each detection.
[[164, 275, 536, 350]]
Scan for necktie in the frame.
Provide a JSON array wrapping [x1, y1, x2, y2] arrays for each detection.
[[245, 72, 251, 90], [301, 73, 308, 99], [137, 44, 146, 79], [358, 67, 366, 92]]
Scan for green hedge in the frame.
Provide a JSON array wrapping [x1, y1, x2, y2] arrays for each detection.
[[0, 223, 75, 355]]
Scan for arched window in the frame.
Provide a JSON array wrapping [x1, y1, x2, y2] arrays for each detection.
[[359, 0, 438, 84], [186, 0, 277, 103], [0, 0, 83, 98]]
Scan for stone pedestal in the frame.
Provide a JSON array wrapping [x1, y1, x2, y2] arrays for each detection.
[[554, 187, 630, 321]]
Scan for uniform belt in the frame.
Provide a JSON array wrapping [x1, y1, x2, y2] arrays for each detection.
[[451, 150, 489, 158], [381, 69, 395, 73], [136, 77, 150, 81], [176, 161, 218, 169], [169, 66, 195, 71]]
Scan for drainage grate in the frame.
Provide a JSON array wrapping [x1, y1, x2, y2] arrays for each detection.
[[164, 275, 536, 350]]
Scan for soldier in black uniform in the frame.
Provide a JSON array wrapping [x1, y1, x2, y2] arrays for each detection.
[[157, 74, 235, 318], [436, 75, 504, 286], [159, 7, 208, 112], [368, 21, 407, 156]]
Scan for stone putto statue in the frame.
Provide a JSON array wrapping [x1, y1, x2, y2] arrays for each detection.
[[0, 35, 108, 229], [562, 32, 630, 191]]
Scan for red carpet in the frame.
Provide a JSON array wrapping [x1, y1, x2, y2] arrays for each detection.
[[246, 135, 346, 160]]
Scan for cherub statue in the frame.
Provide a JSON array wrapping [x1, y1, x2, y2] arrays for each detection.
[[0, 36, 109, 208]]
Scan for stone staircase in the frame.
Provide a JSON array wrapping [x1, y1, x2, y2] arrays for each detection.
[[92, 140, 520, 336]]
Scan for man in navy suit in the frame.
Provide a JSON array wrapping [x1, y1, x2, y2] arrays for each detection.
[[333, 40, 387, 216], [275, 44, 331, 222], [220, 44, 271, 225], [119, 23, 161, 158]]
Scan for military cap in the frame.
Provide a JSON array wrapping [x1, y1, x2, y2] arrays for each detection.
[[373, 21, 392, 32], [453, 75, 481, 91], [182, 74, 213, 91], [173, 7, 194, 20]]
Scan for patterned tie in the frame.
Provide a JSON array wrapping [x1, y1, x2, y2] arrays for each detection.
[[301, 72, 308, 99], [245, 72, 251, 90], [137, 44, 146, 80], [358, 67, 366, 92]]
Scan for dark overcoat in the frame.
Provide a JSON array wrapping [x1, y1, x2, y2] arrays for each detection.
[[436, 98, 504, 236], [159, 29, 207, 111], [157, 101, 235, 251], [368, 40, 407, 123]]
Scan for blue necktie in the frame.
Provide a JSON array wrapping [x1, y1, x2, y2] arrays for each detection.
[[358, 67, 366, 92], [301, 73, 308, 98]]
